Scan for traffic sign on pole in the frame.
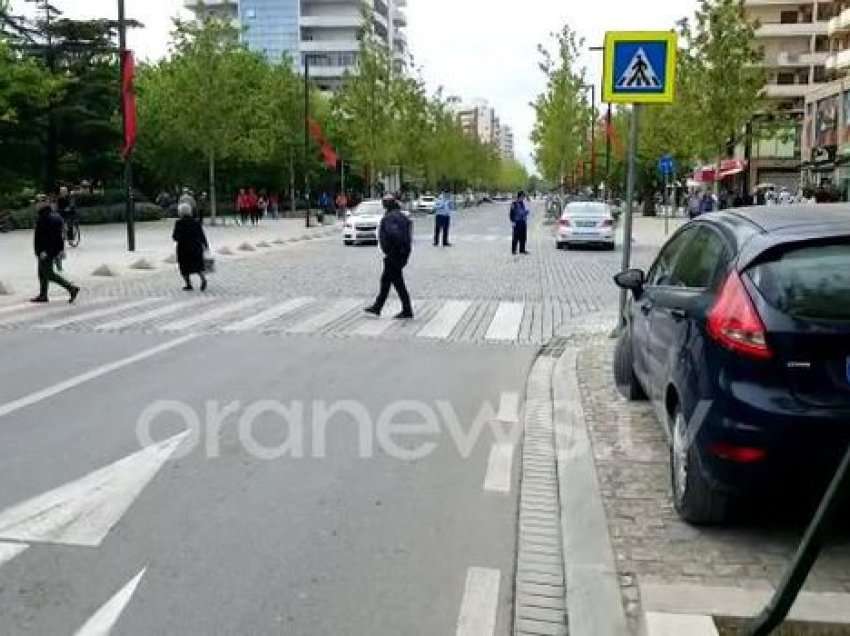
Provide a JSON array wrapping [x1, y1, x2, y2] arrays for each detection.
[[658, 154, 675, 177], [603, 31, 677, 104]]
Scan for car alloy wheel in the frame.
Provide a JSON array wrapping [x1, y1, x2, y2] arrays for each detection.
[[672, 411, 689, 503]]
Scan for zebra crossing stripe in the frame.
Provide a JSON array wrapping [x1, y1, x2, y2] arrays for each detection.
[[485, 302, 525, 341], [286, 299, 361, 334], [417, 300, 471, 340], [159, 298, 264, 332], [0, 298, 111, 325], [0, 303, 35, 317], [94, 298, 211, 331], [221, 297, 314, 333], [354, 302, 401, 337], [35, 298, 163, 330]]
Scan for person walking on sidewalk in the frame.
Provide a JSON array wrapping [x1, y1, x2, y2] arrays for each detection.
[[510, 190, 531, 255], [247, 187, 260, 226], [172, 202, 209, 292], [31, 196, 80, 304], [365, 196, 414, 320], [433, 189, 455, 247]]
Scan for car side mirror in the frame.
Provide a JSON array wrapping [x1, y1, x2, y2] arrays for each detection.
[[614, 269, 645, 294]]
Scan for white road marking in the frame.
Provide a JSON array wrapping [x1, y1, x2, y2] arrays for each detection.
[[0, 542, 28, 568], [158, 297, 263, 332], [456, 567, 501, 636], [94, 298, 209, 331], [483, 444, 515, 494], [485, 302, 525, 341], [286, 299, 361, 334], [353, 302, 400, 337], [0, 432, 189, 546], [497, 392, 520, 423], [35, 298, 163, 330], [417, 300, 471, 340], [74, 567, 147, 636], [221, 297, 314, 333], [0, 335, 197, 419], [0, 302, 36, 317], [0, 298, 111, 325]]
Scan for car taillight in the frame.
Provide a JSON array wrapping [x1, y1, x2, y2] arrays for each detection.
[[708, 442, 767, 463], [559, 218, 571, 227], [601, 219, 614, 227], [707, 270, 772, 360]]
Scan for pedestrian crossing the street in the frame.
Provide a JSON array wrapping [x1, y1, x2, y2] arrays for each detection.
[[0, 295, 613, 345]]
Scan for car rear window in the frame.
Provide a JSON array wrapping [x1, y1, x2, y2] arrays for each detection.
[[566, 204, 608, 217], [748, 242, 850, 320]]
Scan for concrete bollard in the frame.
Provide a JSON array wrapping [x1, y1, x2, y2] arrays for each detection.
[[91, 264, 120, 277], [129, 258, 156, 271], [163, 254, 177, 265], [0, 280, 14, 295], [238, 242, 256, 252], [217, 246, 234, 256]]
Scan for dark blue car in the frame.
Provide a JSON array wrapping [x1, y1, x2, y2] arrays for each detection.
[[613, 206, 850, 524]]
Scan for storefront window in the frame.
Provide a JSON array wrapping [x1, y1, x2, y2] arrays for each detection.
[[816, 95, 839, 147]]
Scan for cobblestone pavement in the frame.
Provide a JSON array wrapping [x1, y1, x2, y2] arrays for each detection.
[[576, 340, 850, 630]]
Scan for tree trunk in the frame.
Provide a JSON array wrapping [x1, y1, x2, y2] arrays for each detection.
[[714, 154, 722, 199], [289, 151, 296, 214], [208, 151, 218, 225]]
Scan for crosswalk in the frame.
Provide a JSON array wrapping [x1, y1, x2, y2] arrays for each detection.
[[0, 295, 612, 345]]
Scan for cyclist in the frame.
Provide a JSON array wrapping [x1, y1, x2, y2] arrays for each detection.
[[56, 186, 78, 244]]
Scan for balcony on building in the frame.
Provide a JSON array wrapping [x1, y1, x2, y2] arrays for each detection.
[[757, 21, 829, 37], [392, 10, 407, 28]]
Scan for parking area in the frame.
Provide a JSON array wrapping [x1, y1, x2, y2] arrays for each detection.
[[576, 339, 850, 631]]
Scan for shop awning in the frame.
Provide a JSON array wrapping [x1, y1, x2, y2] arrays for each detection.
[[693, 159, 748, 183]]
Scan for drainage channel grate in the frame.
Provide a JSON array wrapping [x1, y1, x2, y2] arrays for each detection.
[[513, 355, 568, 636], [538, 337, 570, 358]]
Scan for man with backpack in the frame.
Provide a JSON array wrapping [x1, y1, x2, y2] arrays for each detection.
[[365, 195, 414, 320], [510, 191, 531, 255], [31, 195, 80, 304]]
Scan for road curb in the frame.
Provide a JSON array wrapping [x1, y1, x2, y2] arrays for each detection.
[[552, 348, 628, 636]]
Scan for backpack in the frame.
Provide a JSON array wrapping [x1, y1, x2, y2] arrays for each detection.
[[510, 201, 520, 223], [381, 212, 410, 254]]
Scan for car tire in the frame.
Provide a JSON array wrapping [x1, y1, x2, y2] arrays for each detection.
[[670, 408, 731, 525], [613, 331, 647, 401], [606, 242, 616, 251], [344, 240, 354, 246], [556, 241, 565, 250]]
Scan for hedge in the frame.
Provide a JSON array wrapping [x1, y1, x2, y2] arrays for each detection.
[[9, 202, 163, 230]]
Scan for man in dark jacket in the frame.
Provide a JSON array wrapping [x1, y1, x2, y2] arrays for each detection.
[[365, 196, 414, 320], [32, 197, 80, 303], [510, 191, 531, 255]]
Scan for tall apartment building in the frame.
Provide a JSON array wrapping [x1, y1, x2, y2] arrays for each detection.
[[183, 0, 410, 90], [498, 125, 515, 160], [743, 0, 837, 189]]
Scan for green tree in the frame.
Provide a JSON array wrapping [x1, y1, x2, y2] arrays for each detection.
[[679, 0, 764, 188], [330, 8, 394, 196], [531, 25, 590, 191], [143, 17, 269, 221]]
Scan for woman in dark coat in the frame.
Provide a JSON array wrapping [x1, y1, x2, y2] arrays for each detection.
[[172, 202, 209, 291]]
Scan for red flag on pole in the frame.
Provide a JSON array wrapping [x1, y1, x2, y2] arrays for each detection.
[[121, 50, 137, 159], [307, 117, 339, 169]]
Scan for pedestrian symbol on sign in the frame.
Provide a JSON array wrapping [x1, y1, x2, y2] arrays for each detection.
[[617, 48, 661, 89]]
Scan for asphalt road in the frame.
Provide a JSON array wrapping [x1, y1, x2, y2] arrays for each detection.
[[0, 203, 557, 636], [0, 202, 670, 634]]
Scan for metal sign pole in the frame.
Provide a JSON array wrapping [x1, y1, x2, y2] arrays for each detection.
[[664, 171, 670, 236], [618, 104, 640, 329]]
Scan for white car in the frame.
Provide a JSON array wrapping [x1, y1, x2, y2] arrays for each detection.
[[415, 195, 437, 214], [556, 202, 616, 250], [343, 200, 385, 245]]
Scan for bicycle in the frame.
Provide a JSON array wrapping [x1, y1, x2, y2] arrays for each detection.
[[66, 217, 81, 248]]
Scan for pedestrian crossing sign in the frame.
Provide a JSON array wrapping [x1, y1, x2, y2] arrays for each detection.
[[603, 31, 677, 104]]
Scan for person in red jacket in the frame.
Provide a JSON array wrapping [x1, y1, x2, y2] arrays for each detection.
[[236, 188, 249, 225], [247, 188, 259, 226]]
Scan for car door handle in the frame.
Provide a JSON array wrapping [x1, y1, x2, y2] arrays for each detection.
[[671, 308, 688, 321]]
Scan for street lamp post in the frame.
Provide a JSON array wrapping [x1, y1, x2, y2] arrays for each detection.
[[118, 0, 135, 252], [581, 84, 597, 196], [589, 45, 612, 201], [304, 56, 311, 229]]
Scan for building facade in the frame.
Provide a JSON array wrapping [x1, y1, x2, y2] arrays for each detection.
[[743, 0, 838, 190], [183, 0, 410, 90]]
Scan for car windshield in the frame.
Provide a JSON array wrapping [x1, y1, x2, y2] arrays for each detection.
[[748, 241, 850, 321], [565, 204, 609, 217], [354, 202, 384, 216]]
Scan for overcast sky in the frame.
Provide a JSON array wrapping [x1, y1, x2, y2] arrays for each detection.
[[12, 0, 698, 173]]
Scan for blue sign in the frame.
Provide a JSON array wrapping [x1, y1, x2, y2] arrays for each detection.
[[658, 154, 676, 176], [603, 32, 678, 104]]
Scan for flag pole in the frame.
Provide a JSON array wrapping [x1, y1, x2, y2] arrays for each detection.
[[118, 0, 135, 252]]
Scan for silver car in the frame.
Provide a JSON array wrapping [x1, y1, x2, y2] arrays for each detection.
[[555, 202, 616, 250]]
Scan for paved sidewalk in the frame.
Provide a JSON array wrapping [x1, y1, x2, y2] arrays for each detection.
[[565, 339, 850, 635], [0, 218, 339, 302]]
